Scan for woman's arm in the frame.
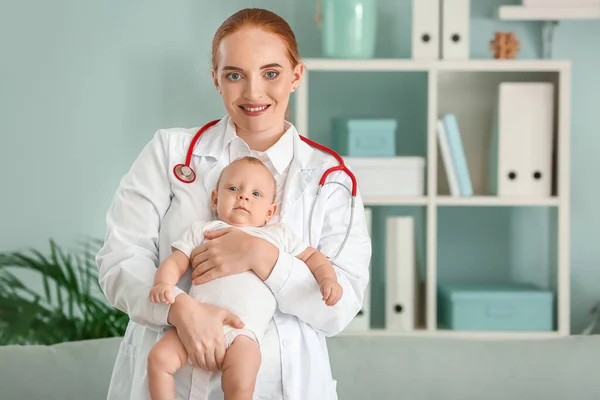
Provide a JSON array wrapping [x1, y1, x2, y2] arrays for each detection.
[[95, 130, 185, 332], [261, 172, 372, 337]]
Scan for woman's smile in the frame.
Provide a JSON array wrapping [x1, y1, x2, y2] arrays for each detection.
[[238, 103, 271, 116]]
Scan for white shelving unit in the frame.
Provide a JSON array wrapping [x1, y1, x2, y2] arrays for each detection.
[[296, 58, 571, 339], [498, 5, 600, 58], [498, 5, 600, 20]]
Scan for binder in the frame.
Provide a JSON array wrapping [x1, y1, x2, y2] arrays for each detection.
[[437, 119, 460, 197], [442, 114, 473, 197], [412, 0, 440, 60], [344, 208, 372, 332], [441, 0, 470, 60], [385, 216, 417, 332], [489, 82, 554, 197]]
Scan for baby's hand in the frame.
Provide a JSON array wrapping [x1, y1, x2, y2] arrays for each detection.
[[149, 282, 175, 304], [320, 278, 343, 306]]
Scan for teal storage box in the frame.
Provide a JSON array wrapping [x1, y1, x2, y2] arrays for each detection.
[[332, 118, 397, 157], [437, 283, 554, 331]]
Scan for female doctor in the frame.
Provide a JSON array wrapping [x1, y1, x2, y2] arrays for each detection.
[[96, 8, 371, 400]]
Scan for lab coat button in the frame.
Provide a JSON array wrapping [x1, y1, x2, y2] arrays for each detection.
[[282, 339, 290, 348]]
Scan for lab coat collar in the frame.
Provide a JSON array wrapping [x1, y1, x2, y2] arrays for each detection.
[[193, 115, 324, 171], [192, 115, 236, 160], [264, 124, 294, 175]]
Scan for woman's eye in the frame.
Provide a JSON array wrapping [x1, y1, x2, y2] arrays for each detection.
[[227, 73, 242, 81], [228, 186, 238, 192], [253, 191, 262, 197], [265, 71, 278, 79]]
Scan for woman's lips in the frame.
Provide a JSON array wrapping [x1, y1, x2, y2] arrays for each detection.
[[239, 104, 270, 116]]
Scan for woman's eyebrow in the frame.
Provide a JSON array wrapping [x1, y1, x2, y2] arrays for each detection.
[[222, 63, 283, 71]]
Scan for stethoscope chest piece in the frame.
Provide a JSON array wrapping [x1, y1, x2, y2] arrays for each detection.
[[173, 163, 196, 183]]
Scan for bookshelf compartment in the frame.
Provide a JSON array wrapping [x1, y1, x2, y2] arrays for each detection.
[[435, 71, 561, 197], [436, 206, 559, 333], [304, 71, 429, 160]]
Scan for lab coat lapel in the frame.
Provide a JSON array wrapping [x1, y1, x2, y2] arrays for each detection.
[[279, 134, 322, 221]]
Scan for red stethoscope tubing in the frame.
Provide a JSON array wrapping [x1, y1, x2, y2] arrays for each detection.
[[174, 119, 357, 197]]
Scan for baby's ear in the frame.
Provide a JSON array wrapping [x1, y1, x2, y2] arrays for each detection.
[[211, 189, 218, 212], [265, 203, 278, 222]]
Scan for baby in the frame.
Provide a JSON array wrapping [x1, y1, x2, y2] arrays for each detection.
[[147, 156, 343, 400]]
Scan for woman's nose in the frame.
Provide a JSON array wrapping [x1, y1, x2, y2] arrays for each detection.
[[242, 76, 263, 99]]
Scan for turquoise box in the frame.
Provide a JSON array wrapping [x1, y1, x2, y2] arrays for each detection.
[[437, 283, 554, 331], [332, 118, 397, 157]]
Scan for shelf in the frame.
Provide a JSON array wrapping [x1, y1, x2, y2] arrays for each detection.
[[361, 196, 560, 207], [499, 5, 600, 20], [338, 329, 563, 340], [302, 58, 570, 73], [363, 196, 428, 206], [436, 196, 560, 207]]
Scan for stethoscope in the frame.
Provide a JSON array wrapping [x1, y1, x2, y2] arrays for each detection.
[[173, 119, 358, 261]]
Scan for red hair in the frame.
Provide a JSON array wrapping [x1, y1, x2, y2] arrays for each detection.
[[211, 8, 301, 70]]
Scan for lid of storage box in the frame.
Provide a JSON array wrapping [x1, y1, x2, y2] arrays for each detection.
[[333, 118, 397, 132], [439, 283, 553, 301], [343, 156, 425, 168]]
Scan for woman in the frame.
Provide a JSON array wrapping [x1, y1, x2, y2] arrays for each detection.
[[96, 8, 371, 400]]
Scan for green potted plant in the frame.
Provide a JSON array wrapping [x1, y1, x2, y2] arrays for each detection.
[[0, 239, 129, 345]]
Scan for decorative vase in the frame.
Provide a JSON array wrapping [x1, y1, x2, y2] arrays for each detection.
[[320, 0, 378, 59]]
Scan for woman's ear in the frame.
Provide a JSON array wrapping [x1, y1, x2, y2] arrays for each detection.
[[290, 62, 305, 93], [212, 70, 221, 93]]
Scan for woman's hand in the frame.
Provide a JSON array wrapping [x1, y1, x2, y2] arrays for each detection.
[[167, 294, 244, 371], [190, 227, 279, 284]]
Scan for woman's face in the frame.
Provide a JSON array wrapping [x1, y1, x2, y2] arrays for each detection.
[[212, 27, 304, 135]]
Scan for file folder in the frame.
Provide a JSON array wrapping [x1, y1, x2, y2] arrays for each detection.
[[412, 0, 440, 60], [442, 0, 470, 59], [489, 82, 555, 197], [386, 216, 417, 332]]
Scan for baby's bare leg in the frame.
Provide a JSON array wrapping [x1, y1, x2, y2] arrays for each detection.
[[147, 328, 188, 400], [221, 336, 261, 400]]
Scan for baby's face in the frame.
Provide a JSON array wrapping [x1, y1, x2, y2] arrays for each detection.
[[211, 160, 277, 227]]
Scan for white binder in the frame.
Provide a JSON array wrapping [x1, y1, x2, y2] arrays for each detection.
[[385, 216, 417, 332], [344, 208, 372, 332], [441, 0, 470, 60], [490, 82, 555, 197], [412, 0, 440, 60]]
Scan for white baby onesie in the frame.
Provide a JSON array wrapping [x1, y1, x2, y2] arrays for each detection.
[[171, 220, 307, 347]]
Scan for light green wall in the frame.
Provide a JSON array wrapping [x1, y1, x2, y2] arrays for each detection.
[[1, 0, 599, 333]]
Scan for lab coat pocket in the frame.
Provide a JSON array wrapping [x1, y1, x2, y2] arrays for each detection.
[[106, 341, 137, 400]]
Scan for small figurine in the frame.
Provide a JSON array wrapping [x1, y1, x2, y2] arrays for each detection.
[[489, 32, 521, 59]]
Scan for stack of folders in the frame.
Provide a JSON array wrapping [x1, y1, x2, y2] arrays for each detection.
[[344, 207, 372, 332], [437, 114, 473, 197], [385, 216, 420, 332], [412, 0, 470, 60], [488, 82, 555, 197]]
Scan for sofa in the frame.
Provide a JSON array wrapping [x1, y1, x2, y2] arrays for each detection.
[[1, 334, 599, 399]]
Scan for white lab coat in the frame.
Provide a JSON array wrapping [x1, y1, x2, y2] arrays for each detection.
[[96, 116, 372, 400]]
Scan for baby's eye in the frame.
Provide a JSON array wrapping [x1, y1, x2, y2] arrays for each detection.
[[226, 73, 242, 81], [228, 186, 239, 192], [265, 71, 278, 79], [252, 191, 262, 197]]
